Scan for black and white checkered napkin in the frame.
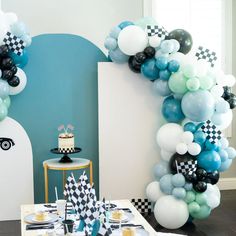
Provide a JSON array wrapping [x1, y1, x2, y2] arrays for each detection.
[[176, 159, 197, 175], [201, 120, 222, 144], [131, 199, 152, 215], [3, 32, 25, 56], [146, 25, 168, 39], [195, 46, 217, 67]]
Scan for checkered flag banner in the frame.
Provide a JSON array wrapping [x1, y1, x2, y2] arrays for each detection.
[[176, 159, 197, 175], [146, 25, 168, 39], [131, 199, 152, 215], [201, 120, 222, 144], [79, 171, 91, 195], [195, 46, 217, 67], [3, 32, 26, 56]]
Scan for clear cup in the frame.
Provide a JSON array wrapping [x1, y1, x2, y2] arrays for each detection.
[[56, 199, 66, 217]]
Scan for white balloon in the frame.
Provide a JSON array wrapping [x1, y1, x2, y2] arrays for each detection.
[[0, 24, 10, 44], [146, 181, 165, 202], [205, 184, 221, 209], [160, 149, 174, 161], [218, 74, 236, 87], [176, 143, 188, 155], [157, 123, 184, 153], [195, 59, 209, 77], [154, 195, 189, 229], [182, 131, 194, 144], [210, 85, 224, 101], [149, 35, 161, 48], [188, 142, 201, 156], [214, 109, 232, 131], [4, 12, 18, 25], [9, 68, 27, 95], [118, 25, 148, 55]]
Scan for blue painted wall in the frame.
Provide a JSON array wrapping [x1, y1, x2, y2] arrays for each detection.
[[9, 34, 108, 203]]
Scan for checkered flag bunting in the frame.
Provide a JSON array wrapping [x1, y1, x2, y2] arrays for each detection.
[[131, 199, 152, 215], [201, 120, 222, 144], [79, 171, 91, 195], [146, 25, 168, 39], [176, 159, 197, 175], [3, 32, 25, 56], [195, 46, 217, 67]]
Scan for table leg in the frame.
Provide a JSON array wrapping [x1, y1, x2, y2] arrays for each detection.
[[44, 164, 49, 203], [90, 161, 93, 185]]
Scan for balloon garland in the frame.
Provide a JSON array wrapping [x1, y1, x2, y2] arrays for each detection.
[[105, 17, 236, 229], [0, 10, 31, 121]]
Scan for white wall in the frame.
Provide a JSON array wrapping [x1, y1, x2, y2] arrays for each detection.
[[2, 0, 143, 53]]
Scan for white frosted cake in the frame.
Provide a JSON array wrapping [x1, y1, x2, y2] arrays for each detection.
[[58, 133, 75, 153]]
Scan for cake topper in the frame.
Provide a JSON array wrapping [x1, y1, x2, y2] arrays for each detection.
[[58, 124, 74, 134]]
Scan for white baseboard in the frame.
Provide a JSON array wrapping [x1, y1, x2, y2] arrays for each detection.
[[217, 177, 236, 190]]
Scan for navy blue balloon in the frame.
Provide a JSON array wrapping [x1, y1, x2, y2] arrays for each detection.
[[141, 59, 159, 80], [162, 96, 185, 123], [198, 150, 221, 172]]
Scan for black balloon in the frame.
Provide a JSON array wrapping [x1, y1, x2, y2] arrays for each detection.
[[196, 168, 207, 181], [128, 56, 141, 73], [222, 86, 232, 100], [10, 65, 18, 75], [228, 94, 236, 109], [7, 76, 20, 87], [1, 57, 14, 69], [144, 47, 156, 59], [205, 171, 220, 185], [193, 181, 207, 193], [2, 70, 13, 80], [134, 52, 147, 64], [167, 29, 193, 54], [0, 45, 9, 57], [185, 172, 198, 184]]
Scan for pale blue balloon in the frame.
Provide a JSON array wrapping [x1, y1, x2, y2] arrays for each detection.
[[211, 112, 224, 126], [170, 39, 180, 53], [215, 99, 230, 113], [153, 160, 170, 180], [219, 159, 232, 172], [171, 173, 186, 187], [218, 149, 229, 162], [160, 174, 174, 194], [109, 48, 129, 64], [184, 183, 193, 191], [0, 80, 10, 99], [172, 187, 186, 199], [161, 40, 175, 54], [21, 34, 32, 47], [226, 147, 236, 159], [181, 90, 215, 122], [153, 79, 172, 97], [220, 137, 229, 149], [11, 21, 28, 37], [104, 37, 117, 50], [109, 26, 121, 39]]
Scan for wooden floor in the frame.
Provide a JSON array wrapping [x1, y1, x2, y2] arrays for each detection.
[[0, 190, 236, 236]]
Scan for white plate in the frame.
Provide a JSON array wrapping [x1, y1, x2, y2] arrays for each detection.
[[32, 215, 51, 222], [24, 213, 59, 224], [109, 211, 134, 223], [112, 228, 149, 236]]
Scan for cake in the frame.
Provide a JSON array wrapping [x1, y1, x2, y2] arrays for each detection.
[[122, 228, 136, 236], [58, 124, 75, 153], [111, 210, 123, 220], [35, 211, 48, 221]]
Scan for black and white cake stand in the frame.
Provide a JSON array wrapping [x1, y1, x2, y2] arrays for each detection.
[[50, 147, 82, 163]]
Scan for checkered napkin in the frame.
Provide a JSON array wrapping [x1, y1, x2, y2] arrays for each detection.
[[131, 199, 152, 215], [176, 159, 197, 175], [3, 32, 25, 56], [79, 171, 91, 195], [195, 46, 217, 67], [146, 25, 168, 39], [201, 120, 222, 144]]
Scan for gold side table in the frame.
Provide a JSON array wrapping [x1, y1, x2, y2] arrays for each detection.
[[43, 158, 93, 203]]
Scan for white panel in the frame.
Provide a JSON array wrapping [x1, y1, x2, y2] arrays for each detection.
[[98, 63, 162, 199], [0, 117, 34, 220]]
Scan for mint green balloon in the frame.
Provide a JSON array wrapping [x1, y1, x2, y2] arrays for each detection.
[[3, 96, 11, 109], [186, 78, 200, 91], [188, 202, 200, 213], [184, 191, 196, 203], [198, 75, 214, 90], [168, 72, 188, 94], [0, 103, 8, 121], [190, 204, 211, 219], [135, 17, 157, 30], [195, 193, 207, 205], [0, 98, 2, 105], [183, 64, 197, 78]]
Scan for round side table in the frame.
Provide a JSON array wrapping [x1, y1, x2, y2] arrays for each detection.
[[43, 158, 93, 203]]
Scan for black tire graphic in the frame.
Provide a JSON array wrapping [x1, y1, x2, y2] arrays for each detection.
[[1, 141, 11, 150]]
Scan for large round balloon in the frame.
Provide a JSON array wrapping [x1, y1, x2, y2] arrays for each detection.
[[167, 29, 193, 54], [118, 25, 148, 55], [198, 150, 221, 172], [146, 181, 165, 202], [181, 90, 215, 122], [154, 195, 189, 229]]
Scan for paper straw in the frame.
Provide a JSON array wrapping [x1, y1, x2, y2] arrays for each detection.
[[55, 186, 58, 201], [65, 223, 69, 234], [65, 203, 67, 221]]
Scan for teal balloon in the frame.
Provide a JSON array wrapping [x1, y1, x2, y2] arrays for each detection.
[[219, 158, 232, 172], [0, 80, 10, 99], [0, 103, 8, 121], [118, 21, 134, 29], [154, 160, 170, 180], [141, 59, 159, 80], [198, 150, 221, 172], [205, 139, 220, 151], [9, 50, 29, 68], [181, 90, 215, 122], [109, 48, 129, 64], [162, 95, 185, 123], [153, 79, 172, 97], [225, 147, 236, 159], [172, 187, 186, 199], [160, 174, 174, 194], [159, 69, 171, 81], [194, 131, 206, 145], [184, 122, 197, 133]]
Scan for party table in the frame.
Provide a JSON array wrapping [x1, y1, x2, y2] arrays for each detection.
[[21, 200, 157, 236]]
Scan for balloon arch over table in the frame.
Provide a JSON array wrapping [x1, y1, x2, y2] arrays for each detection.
[[104, 17, 236, 229]]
